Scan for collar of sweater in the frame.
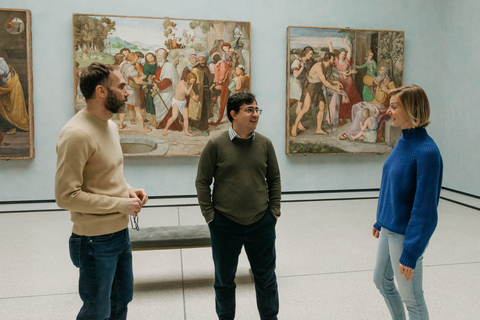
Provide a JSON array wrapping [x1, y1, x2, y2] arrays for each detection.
[[402, 126, 427, 140], [82, 109, 110, 128]]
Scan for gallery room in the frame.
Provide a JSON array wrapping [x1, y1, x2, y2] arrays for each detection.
[[0, 0, 478, 319]]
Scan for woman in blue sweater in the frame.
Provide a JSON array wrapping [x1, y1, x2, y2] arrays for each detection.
[[372, 85, 443, 320]]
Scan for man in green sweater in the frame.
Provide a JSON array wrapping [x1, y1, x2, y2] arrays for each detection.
[[196, 92, 281, 320], [55, 62, 148, 320]]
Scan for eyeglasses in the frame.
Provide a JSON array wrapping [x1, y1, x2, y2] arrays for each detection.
[[242, 107, 262, 115]]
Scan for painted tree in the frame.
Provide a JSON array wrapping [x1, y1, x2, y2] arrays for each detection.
[[73, 16, 115, 52], [379, 32, 404, 86], [163, 18, 178, 49]]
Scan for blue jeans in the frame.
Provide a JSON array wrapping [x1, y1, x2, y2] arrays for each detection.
[[69, 229, 134, 320], [373, 228, 428, 320], [209, 211, 279, 320]]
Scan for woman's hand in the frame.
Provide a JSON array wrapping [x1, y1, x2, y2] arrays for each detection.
[[400, 264, 414, 281], [372, 227, 379, 238]]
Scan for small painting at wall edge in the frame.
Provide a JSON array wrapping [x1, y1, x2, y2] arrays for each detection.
[[0, 8, 34, 160]]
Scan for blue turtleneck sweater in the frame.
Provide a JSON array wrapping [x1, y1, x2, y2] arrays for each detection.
[[374, 127, 443, 269]]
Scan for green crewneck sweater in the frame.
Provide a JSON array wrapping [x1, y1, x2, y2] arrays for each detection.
[[195, 130, 281, 225]]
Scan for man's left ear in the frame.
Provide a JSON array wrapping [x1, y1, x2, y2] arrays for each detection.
[[96, 85, 107, 99]]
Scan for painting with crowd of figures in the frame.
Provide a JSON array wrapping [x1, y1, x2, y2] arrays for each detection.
[[0, 8, 34, 160], [286, 26, 404, 155], [73, 13, 251, 157]]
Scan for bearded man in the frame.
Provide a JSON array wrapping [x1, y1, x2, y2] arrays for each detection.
[[55, 62, 148, 320], [189, 51, 213, 135]]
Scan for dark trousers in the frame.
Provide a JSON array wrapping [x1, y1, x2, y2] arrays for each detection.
[[69, 229, 133, 320], [209, 211, 279, 320]]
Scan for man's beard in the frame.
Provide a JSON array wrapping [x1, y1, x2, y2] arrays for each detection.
[[105, 87, 125, 113], [375, 72, 389, 83]]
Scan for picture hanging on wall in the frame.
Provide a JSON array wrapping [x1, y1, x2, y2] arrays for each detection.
[[286, 26, 404, 155], [0, 8, 34, 160], [73, 13, 251, 157]]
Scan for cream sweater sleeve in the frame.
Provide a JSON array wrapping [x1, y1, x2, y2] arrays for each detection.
[[55, 125, 128, 214]]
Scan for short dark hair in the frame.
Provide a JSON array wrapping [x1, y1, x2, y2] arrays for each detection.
[[323, 52, 335, 62], [79, 62, 114, 100], [227, 92, 257, 123]]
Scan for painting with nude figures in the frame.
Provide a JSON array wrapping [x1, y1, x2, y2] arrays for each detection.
[[286, 26, 404, 155], [73, 13, 250, 157]]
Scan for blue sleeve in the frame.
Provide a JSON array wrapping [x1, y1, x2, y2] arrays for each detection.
[[400, 148, 443, 268]]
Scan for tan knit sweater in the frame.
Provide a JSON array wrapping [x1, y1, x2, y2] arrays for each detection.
[[55, 109, 131, 236]]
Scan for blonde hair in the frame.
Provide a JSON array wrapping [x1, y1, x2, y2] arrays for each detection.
[[185, 72, 197, 82], [389, 84, 431, 128], [361, 108, 371, 119], [126, 52, 138, 63]]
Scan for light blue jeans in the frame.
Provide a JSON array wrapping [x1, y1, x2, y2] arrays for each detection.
[[373, 228, 428, 320]]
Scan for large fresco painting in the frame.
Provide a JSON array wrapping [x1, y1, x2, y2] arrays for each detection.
[[73, 14, 250, 157], [0, 8, 34, 160], [287, 26, 404, 155]]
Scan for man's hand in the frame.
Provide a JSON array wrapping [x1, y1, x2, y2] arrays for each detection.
[[127, 188, 148, 216], [129, 188, 148, 205], [400, 264, 414, 281], [126, 198, 142, 216], [372, 227, 379, 238]]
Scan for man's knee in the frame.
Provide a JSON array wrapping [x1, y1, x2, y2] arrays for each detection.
[[319, 101, 325, 111]]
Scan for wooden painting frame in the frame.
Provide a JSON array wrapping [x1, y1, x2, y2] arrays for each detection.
[[286, 26, 404, 155], [73, 13, 251, 157], [0, 8, 34, 160]]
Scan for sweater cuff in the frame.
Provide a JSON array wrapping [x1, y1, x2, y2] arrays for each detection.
[[373, 222, 382, 231], [400, 251, 418, 269], [118, 198, 129, 214], [203, 209, 215, 224]]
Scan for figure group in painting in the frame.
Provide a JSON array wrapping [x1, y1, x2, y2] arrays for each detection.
[[291, 51, 343, 136], [338, 66, 396, 142], [76, 40, 250, 139], [289, 33, 400, 147]]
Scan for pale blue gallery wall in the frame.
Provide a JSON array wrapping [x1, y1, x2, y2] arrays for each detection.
[[0, 0, 448, 201], [444, 0, 480, 197]]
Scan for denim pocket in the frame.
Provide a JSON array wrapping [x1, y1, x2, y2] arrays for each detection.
[[69, 235, 81, 268]]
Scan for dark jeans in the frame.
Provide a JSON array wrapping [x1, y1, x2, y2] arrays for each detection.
[[209, 211, 279, 320], [69, 229, 133, 320]]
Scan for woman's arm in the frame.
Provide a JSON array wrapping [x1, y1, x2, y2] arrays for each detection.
[[327, 37, 334, 53], [344, 36, 352, 61]]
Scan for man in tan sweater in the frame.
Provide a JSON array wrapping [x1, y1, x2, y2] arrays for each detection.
[[55, 62, 148, 320]]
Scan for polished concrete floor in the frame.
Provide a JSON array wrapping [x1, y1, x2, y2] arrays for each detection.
[[0, 198, 479, 319]]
